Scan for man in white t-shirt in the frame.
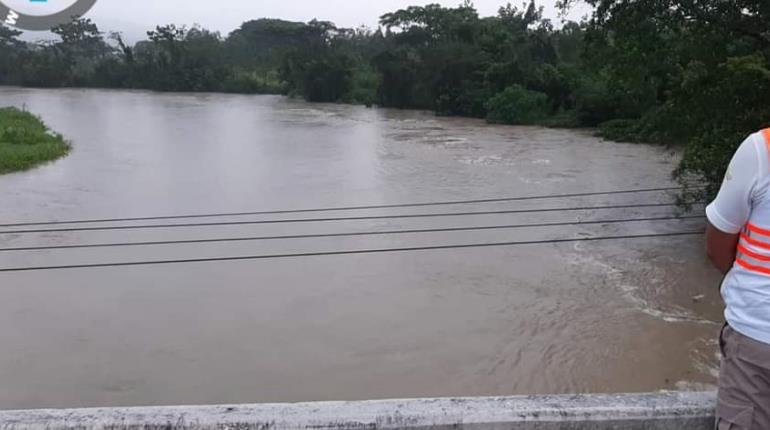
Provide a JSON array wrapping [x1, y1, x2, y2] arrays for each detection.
[[706, 128, 770, 429]]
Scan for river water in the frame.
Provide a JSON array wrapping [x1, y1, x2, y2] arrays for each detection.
[[0, 88, 723, 410]]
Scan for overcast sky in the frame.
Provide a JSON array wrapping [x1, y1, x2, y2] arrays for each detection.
[[13, 0, 592, 42]]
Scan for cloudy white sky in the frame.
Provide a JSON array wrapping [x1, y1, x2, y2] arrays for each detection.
[[9, 0, 592, 42]]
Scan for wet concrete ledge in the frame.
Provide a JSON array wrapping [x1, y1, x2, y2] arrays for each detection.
[[0, 391, 716, 430]]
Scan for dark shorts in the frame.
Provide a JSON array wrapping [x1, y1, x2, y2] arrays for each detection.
[[717, 324, 770, 429]]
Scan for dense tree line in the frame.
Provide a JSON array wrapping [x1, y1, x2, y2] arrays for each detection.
[[562, 0, 770, 200], [0, 0, 767, 197]]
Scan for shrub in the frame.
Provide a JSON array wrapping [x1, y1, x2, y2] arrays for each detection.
[[597, 119, 644, 142], [485, 85, 549, 125], [222, 70, 286, 94]]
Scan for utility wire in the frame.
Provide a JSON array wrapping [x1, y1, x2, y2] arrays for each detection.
[[0, 186, 695, 228], [0, 202, 698, 235], [0, 215, 705, 252], [0, 231, 703, 273]]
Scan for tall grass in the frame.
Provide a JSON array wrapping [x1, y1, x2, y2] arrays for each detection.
[[0, 107, 70, 174]]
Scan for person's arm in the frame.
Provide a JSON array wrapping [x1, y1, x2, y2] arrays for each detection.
[[705, 134, 761, 274], [705, 223, 740, 274]]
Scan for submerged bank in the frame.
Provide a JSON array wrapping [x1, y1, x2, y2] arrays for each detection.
[[0, 107, 70, 175]]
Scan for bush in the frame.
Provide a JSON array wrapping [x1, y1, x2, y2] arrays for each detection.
[[485, 85, 549, 125], [597, 119, 644, 142], [281, 50, 354, 103], [342, 65, 380, 106], [222, 70, 286, 94], [0, 107, 71, 174], [573, 77, 619, 126], [539, 111, 581, 128], [673, 55, 770, 199]]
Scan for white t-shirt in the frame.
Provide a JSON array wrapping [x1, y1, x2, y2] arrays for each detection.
[[706, 131, 770, 345]]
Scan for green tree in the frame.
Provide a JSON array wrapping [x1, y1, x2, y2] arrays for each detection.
[[0, 24, 24, 84], [561, 0, 770, 196], [486, 84, 550, 124], [133, 24, 228, 91]]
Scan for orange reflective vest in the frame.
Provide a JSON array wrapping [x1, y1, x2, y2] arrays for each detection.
[[734, 128, 770, 276]]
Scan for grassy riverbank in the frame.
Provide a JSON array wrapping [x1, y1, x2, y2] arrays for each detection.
[[0, 107, 70, 174]]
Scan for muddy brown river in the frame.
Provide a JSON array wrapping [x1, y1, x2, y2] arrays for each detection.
[[0, 88, 723, 410]]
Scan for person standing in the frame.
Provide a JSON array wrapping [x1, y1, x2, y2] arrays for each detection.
[[706, 128, 770, 429]]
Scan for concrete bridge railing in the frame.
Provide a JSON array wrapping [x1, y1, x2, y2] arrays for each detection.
[[0, 391, 716, 430]]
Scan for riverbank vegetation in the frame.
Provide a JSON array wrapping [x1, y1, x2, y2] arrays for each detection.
[[0, 108, 70, 174], [0, 0, 767, 196]]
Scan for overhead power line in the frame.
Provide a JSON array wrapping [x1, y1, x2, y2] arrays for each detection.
[[0, 186, 694, 228], [0, 231, 702, 273], [0, 202, 697, 235], [0, 215, 704, 252]]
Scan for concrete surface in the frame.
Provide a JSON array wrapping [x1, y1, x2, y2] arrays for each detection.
[[0, 392, 716, 430]]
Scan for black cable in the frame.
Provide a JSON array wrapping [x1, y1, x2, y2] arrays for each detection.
[[0, 231, 703, 273], [0, 186, 694, 228], [0, 215, 705, 252], [0, 202, 698, 235]]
